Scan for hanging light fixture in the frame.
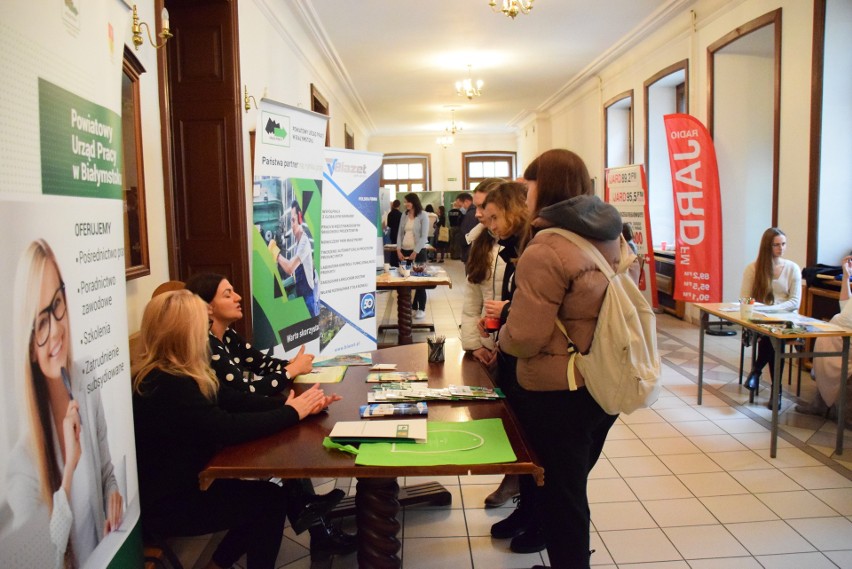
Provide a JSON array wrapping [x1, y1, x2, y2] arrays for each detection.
[[436, 110, 462, 147], [456, 65, 483, 100], [489, 0, 534, 19]]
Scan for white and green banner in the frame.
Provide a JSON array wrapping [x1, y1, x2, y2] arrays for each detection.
[[251, 99, 328, 358], [0, 1, 139, 568], [318, 148, 382, 356]]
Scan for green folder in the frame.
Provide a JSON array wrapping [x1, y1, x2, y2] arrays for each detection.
[[354, 418, 517, 467]]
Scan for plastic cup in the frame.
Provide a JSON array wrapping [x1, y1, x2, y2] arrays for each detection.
[[739, 303, 754, 320], [484, 317, 501, 332], [383, 263, 390, 274]]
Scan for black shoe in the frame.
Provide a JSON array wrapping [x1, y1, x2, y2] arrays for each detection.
[[744, 371, 760, 391], [292, 489, 345, 534], [510, 526, 546, 553], [310, 523, 358, 557], [490, 498, 530, 539]]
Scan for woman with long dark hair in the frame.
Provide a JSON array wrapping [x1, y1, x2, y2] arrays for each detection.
[[396, 192, 431, 320], [497, 149, 631, 568], [741, 227, 801, 408]]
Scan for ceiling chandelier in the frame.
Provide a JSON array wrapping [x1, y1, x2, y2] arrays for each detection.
[[489, 0, 534, 19], [437, 110, 462, 147], [456, 65, 483, 100]]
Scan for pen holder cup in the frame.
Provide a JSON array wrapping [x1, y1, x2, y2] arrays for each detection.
[[739, 303, 754, 320], [427, 339, 445, 363]]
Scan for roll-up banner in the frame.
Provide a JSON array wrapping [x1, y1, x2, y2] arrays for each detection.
[[605, 164, 658, 307], [663, 114, 723, 303], [319, 148, 382, 355], [0, 1, 140, 567], [252, 98, 328, 358]]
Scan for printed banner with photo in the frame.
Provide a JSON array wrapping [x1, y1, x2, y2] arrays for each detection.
[[252, 99, 328, 358], [0, 1, 139, 567], [605, 164, 658, 307], [319, 148, 382, 356], [664, 114, 724, 303]]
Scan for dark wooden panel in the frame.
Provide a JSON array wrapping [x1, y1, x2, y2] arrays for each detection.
[[166, 0, 249, 337]]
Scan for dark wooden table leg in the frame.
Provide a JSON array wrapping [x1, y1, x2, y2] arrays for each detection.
[[356, 477, 401, 569], [396, 286, 413, 345]]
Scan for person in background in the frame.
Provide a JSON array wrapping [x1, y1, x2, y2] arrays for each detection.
[[183, 273, 357, 557], [447, 198, 463, 259], [741, 227, 802, 409], [497, 149, 628, 569], [622, 222, 638, 254], [458, 192, 478, 264], [795, 256, 852, 428], [462, 182, 529, 516], [384, 199, 402, 246], [396, 192, 431, 320], [273, 200, 319, 317], [424, 204, 439, 261], [133, 290, 339, 569], [434, 205, 449, 262], [7, 239, 123, 568]]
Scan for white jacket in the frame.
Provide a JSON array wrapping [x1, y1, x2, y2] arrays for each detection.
[[460, 242, 507, 351]]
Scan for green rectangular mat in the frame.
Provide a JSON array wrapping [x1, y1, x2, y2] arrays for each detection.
[[354, 418, 517, 466]]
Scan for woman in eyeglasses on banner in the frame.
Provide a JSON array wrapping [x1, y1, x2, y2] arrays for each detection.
[[6, 239, 123, 568]]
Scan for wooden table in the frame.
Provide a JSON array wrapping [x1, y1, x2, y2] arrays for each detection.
[[695, 303, 852, 457], [199, 339, 541, 568], [376, 269, 452, 345]]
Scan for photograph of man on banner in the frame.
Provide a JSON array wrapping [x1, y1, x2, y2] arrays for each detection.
[[272, 199, 320, 318]]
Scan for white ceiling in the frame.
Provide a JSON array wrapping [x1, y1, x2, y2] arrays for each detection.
[[294, 0, 688, 137]]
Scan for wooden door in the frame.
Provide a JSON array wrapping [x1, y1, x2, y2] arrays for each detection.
[[165, 0, 251, 336]]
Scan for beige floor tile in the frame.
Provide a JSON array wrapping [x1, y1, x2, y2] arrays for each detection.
[[726, 519, 816, 555], [706, 450, 773, 471], [643, 497, 717, 527], [625, 475, 693, 501], [664, 523, 750, 559], [670, 420, 727, 437], [700, 494, 779, 523], [689, 434, 750, 453], [598, 528, 682, 564], [628, 422, 684, 439], [588, 478, 638, 503], [734, 468, 803, 493], [609, 455, 672, 477], [402, 537, 473, 569], [757, 490, 841, 519], [787, 516, 852, 551], [782, 466, 852, 490], [753, 552, 840, 569], [811, 487, 852, 516], [602, 438, 654, 458], [644, 436, 702, 456], [678, 472, 749, 497], [658, 453, 724, 475]]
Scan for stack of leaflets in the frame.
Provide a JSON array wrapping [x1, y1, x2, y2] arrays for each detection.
[[366, 371, 428, 383], [329, 418, 427, 443], [359, 402, 428, 418], [367, 383, 504, 402]]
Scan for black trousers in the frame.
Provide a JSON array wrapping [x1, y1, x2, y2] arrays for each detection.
[[512, 383, 617, 569], [143, 479, 287, 569], [754, 335, 784, 381], [400, 249, 427, 310]]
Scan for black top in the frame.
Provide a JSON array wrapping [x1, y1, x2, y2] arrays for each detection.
[[133, 369, 299, 515], [209, 328, 290, 396], [386, 208, 403, 244], [458, 207, 479, 263], [447, 207, 463, 228]]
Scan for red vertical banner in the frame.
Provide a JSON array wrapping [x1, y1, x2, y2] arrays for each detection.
[[604, 164, 658, 308], [663, 114, 723, 303]]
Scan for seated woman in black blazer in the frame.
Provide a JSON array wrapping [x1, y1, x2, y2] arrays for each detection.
[[132, 290, 339, 569], [184, 272, 357, 556]]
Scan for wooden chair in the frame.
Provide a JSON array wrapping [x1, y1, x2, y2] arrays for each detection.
[[151, 280, 185, 298]]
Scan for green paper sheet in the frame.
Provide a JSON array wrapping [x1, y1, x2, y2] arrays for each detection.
[[354, 418, 517, 466]]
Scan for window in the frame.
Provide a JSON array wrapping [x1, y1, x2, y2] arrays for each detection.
[[604, 91, 634, 168], [122, 46, 150, 280], [344, 123, 354, 150], [462, 152, 516, 190], [381, 154, 430, 193]]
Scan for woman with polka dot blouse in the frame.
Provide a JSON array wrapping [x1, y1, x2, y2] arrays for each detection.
[[185, 273, 315, 395]]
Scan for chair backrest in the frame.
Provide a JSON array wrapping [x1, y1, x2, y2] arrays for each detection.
[[151, 280, 185, 298]]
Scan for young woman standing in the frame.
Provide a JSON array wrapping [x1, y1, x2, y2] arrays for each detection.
[[396, 192, 430, 320]]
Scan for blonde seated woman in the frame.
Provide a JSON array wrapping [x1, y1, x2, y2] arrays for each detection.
[[132, 290, 338, 569]]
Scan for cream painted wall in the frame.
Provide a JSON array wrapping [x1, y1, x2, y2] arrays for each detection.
[[124, 0, 172, 333]]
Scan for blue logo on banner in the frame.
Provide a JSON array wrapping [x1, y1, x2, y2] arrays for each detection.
[[360, 292, 375, 319]]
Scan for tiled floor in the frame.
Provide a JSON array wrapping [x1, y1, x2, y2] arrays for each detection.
[[171, 258, 852, 568]]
